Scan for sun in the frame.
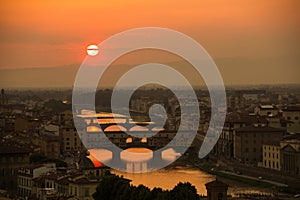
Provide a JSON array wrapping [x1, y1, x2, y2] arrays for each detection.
[[86, 44, 99, 56]]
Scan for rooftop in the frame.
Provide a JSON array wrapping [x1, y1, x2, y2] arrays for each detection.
[[205, 179, 228, 188], [235, 125, 285, 133], [282, 105, 300, 112], [77, 112, 127, 119], [0, 144, 31, 154]]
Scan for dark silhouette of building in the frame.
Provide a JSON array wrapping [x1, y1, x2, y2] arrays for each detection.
[[0, 144, 30, 196], [205, 179, 228, 200]]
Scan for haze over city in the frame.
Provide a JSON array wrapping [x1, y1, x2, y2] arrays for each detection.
[[1, 0, 300, 88]]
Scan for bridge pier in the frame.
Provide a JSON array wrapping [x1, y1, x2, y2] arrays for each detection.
[[149, 150, 163, 170]]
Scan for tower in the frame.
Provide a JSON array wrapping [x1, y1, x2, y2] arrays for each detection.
[[0, 88, 7, 105], [205, 178, 228, 200]]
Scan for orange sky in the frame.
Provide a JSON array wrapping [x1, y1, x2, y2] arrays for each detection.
[[0, 0, 299, 87]]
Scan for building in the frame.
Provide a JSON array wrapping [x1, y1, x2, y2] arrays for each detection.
[[41, 134, 60, 159], [254, 105, 279, 117], [60, 111, 85, 155], [0, 88, 8, 106], [31, 168, 106, 199], [68, 174, 100, 200], [215, 114, 268, 158], [17, 163, 56, 198], [234, 125, 285, 165], [0, 144, 30, 195], [205, 179, 228, 200], [14, 116, 40, 132], [261, 142, 281, 170], [280, 134, 300, 175], [282, 105, 300, 133]]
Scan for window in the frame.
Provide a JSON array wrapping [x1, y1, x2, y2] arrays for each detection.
[[295, 116, 299, 120], [218, 193, 223, 200], [287, 116, 291, 120], [85, 188, 90, 197]]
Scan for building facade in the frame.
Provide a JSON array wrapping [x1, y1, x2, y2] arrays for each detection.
[[234, 125, 285, 165], [0, 145, 30, 195], [262, 144, 281, 170]]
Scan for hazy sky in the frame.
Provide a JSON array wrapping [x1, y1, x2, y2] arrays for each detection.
[[0, 0, 299, 88]]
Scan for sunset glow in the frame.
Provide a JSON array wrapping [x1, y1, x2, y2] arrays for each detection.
[[0, 0, 299, 86]]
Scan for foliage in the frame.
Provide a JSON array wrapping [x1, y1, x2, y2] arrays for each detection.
[[93, 173, 199, 200]]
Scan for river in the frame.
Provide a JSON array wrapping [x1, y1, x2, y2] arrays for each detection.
[[112, 167, 274, 196], [90, 147, 275, 196]]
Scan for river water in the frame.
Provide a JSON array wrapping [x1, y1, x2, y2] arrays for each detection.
[[112, 167, 273, 196], [90, 147, 274, 196]]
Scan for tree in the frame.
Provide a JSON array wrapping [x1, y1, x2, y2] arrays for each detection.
[[170, 182, 199, 200], [130, 184, 151, 200], [93, 174, 199, 200], [93, 174, 131, 200]]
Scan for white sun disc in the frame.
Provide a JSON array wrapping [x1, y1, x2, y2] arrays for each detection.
[[87, 44, 99, 56]]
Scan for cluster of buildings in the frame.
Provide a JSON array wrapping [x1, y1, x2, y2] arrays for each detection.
[[214, 95, 300, 176], [1, 87, 300, 199], [16, 162, 108, 200]]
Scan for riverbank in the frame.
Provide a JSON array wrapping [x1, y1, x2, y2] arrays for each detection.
[[190, 159, 299, 196], [166, 153, 298, 196]]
